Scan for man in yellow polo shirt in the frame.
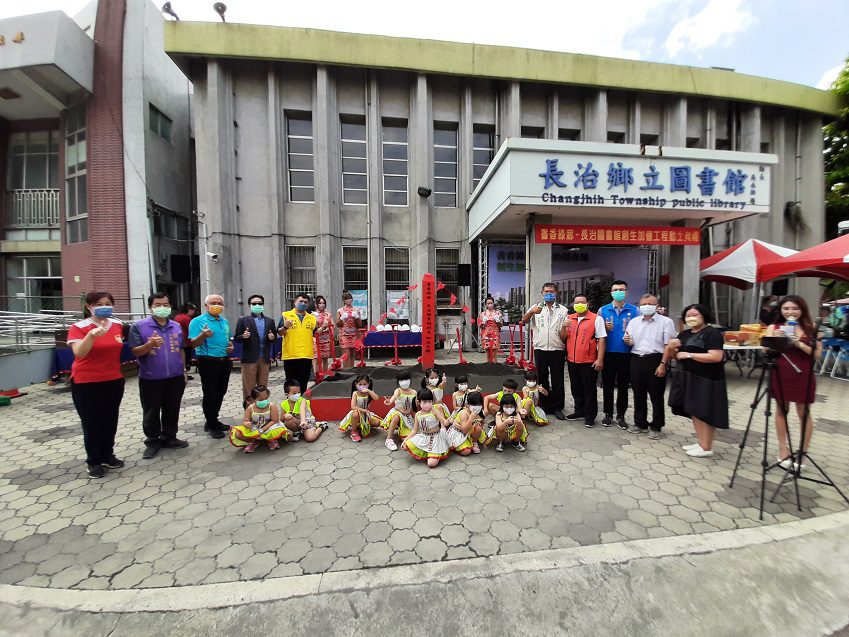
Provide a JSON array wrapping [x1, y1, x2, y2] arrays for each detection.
[[278, 293, 324, 395]]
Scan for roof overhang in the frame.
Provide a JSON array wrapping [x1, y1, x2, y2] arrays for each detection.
[[0, 11, 93, 120], [467, 139, 778, 242]]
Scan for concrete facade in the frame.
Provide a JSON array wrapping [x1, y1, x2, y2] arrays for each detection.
[[169, 24, 835, 327]]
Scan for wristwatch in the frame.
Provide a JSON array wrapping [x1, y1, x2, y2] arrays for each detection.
[[687, 352, 694, 359]]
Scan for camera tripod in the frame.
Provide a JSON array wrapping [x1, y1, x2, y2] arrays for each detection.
[[729, 344, 849, 520]]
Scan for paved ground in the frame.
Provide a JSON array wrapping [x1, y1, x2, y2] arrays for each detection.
[[0, 351, 847, 595]]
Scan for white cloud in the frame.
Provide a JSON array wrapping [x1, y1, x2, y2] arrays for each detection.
[[664, 0, 756, 58], [816, 63, 842, 90]]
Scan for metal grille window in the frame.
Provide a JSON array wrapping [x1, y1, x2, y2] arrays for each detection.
[[521, 126, 544, 139], [382, 119, 408, 206], [433, 122, 458, 207], [558, 128, 581, 141], [286, 112, 314, 202], [341, 116, 367, 205], [343, 246, 368, 291], [384, 247, 410, 291], [435, 248, 459, 305], [65, 105, 87, 244], [472, 125, 494, 191], [149, 104, 172, 143], [285, 246, 317, 301]]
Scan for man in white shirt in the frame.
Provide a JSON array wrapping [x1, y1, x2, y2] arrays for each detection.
[[521, 282, 569, 420], [624, 294, 676, 440]]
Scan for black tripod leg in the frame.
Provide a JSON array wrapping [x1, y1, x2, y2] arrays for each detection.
[[803, 453, 849, 505], [730, 363, 769, 489]]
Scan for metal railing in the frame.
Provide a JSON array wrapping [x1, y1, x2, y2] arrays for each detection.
[[6, 189, 60, 227]]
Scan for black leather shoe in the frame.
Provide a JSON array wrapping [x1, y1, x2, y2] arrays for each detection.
[[142, 445, 160, 459], [553, 410, 566, 420], [564, 412, 584, 421], [102, 456, 125, 469], [207, 429, 225, 439], [162, 438, 189, 449]]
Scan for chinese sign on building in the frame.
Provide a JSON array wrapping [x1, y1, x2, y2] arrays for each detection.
[[534, 154, 769, 213], [536, 224, 701, 246]]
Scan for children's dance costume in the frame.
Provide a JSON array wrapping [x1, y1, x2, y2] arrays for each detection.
[[339, 392, 377, 437], [431, 386, 451, 419], [380, 390, 417, 437], [449, 390, 469, 420], [280, 396, 327, 430], [403, 412, 451, 460], [444, 411, 476, 453], [229, 404, 290, 448], [523, 386, 549, 425]]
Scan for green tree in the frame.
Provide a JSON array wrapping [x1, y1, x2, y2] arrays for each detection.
[[825, 56, 849, 240]]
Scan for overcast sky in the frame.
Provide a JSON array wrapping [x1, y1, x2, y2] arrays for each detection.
[[3, 0, 847, 89]]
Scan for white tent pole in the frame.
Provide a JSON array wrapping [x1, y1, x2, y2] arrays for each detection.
[[750, 282, 761, 323]]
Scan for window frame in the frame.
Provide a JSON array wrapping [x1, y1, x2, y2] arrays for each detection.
[[341, 115, 368, 206], [381, 119, 408, 207], [472, 124, 495, 191], [342, 245, 369, 291], [286, 111, 315, 203], [433, 122, 458, 208], [285, 245, 317, 302], [435, 247, 460, 306]]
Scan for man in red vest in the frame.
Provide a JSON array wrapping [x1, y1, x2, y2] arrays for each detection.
[[560, 294, 607, 428]]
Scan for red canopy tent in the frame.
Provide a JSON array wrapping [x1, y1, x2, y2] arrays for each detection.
[[760, 233, 849, 282], [700, 239, 798, 290]]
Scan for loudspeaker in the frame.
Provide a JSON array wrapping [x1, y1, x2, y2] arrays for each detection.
[[457, 263, 472, 287], [171, 254, 192, 283], [771, 279, 788, 296]]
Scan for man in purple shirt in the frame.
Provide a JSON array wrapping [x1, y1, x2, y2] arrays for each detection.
[[129, 293, 189, 459]]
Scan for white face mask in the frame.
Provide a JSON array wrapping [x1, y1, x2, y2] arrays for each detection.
[[419, 402, 433, 411], [469, 405, 483, 414], [357, 385, 369, 393], [399, 380, 411, 389], [289, 393, 300, 402], [458, 384, 468, 392], [527, 381, 537, 387], [428, 378, 439, 386], [503, 407, 516, 415]]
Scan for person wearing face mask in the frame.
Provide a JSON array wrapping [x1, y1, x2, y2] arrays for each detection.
[[623, 294, 676, 440], [598, 280, 638, 430], [229, 385, 289, 453], [522, 282, 569, 420], [128, 292, 189, 459], [278, 293, 324, 401], [188, 293, 235, 439], [667, 304, 728, 458], [67, 291, 128, 478], [521, 369, 549, 426], [336, 291, 362, 370], [446, 390, 485, 455], [233, 294, 278, 408], [402, 388, 452, 468], [339, 374, 382, 442], [479, 295, 503, 363], [764, 295, 821, 469], [312, 295, 334, 373], [560, 294, 607, 428]]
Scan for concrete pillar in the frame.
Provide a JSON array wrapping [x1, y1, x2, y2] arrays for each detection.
[[667, 220, 701, 319], [584, 90, 607, 142], [795, 113, 826, 304], [526, 214, 553, 305], [366, 71, 383, 322], [628, 95, 640, 145], [410, 73, 432, 323], [314, 66, 340, 309], [548, 90, 559, 141], [502, 81, 521, 140], [266, 67, 285, 315], [663, 97, 686, 146]]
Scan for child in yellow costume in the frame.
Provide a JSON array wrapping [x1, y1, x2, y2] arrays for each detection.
[[229, 385, 290, 453]]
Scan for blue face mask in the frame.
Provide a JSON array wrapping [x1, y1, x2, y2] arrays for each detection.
[[543, 293, 556, 303], [93, 306, 113, 318], [295, 302, 308, 312], [611, 290, 627, 302]]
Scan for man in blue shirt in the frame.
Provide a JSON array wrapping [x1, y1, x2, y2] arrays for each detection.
[[598, 280, 638, 429], [188, 293, 234, 438]]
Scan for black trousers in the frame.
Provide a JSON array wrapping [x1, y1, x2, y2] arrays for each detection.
[[567, 361, 598, 422], [629, 354, 667, 431], [533, 349, 566, 412], [602, 352, 631, 418], [184, 347, 194, 371], [197, 357, 232, 428], [139, 375, 186, 445], [71, 378, 125, 466], [283, 358, 312, 395]]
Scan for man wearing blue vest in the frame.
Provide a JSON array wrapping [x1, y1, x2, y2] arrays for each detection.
[[129, 292, 189, 459], [188, 293, 234, 439], [598, 280, 638, 430]]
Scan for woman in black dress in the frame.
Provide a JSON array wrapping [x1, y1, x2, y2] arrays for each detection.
[[764, 295, 821, 469], [667, 304, 728, 458]]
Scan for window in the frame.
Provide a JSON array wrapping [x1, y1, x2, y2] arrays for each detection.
[[433, 122, 458, 207], [384, 247, 410, 291], [760, 142, 770, 154], [4, 255, 63, 313], [382, 119, 408, 206], [607, 131, 625, 144], [343, 246, 368, 291], [715, 138, 731, 151], [286, 112, 315, 202], [285, 246, 316, 301], [341, 116, 367, 205], [472, 124, 495, 190], [521, 126, 544, 139], [65, 105, 87, 244], [686, 137, 702, 148], [558, 128, 581, 141], [149, 104, 172, 143], [640, 134, 659, 146], [435, 248, 459, 305], [7, 131, 59, 190]]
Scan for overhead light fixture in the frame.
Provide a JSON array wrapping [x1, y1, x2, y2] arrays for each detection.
[[213, 2, 227, 22], [417, 187, 432, 198], [161, 2, 179, 20]]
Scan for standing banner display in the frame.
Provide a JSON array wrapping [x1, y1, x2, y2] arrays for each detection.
[[386, 291, 409, 320], [421, 273, 436, 369], [350, 290, 368, 322]]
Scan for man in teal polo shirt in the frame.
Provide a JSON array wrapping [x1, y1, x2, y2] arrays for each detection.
[[598, 280, 638, 430], [188, 293, 234, 438]]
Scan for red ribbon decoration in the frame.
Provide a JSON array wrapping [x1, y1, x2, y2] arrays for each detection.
[[436, 282, 446, 291], [407, 284, 418, 291], [461, 305, 470, 313], [449, 293, 458, 306]]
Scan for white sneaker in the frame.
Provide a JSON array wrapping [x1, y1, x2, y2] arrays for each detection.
[[682, 443, 700, 451], [777, 457, 793, 470], [385, 438, 398, 451], [686, 445, 714, 458]]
